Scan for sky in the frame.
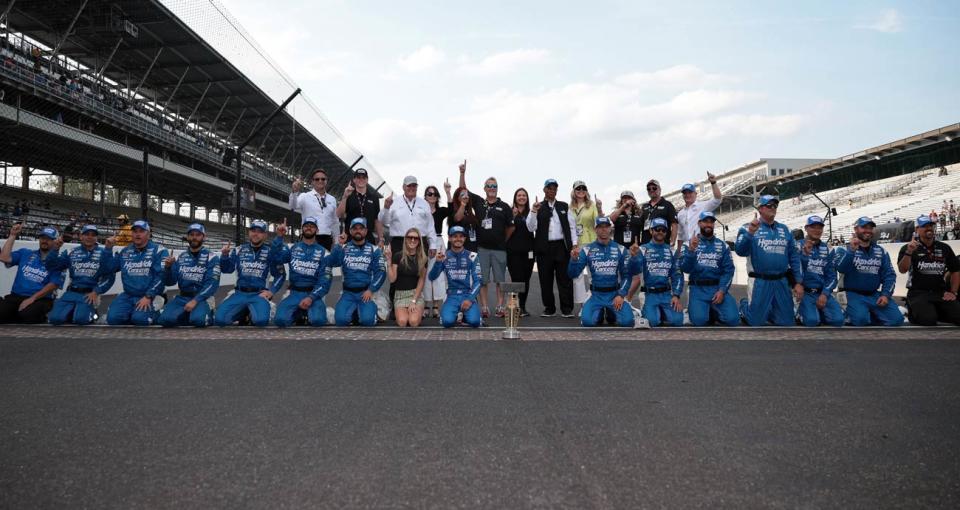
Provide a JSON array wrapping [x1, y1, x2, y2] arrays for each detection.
[[211, 0, 959, 206]]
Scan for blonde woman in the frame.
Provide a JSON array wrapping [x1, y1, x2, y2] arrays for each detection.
[[570, 181, 603, 313], [386, 227, 428, 327]]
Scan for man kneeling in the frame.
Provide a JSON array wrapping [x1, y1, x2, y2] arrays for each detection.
[[429, 226, 483, 328], [567, 216, 634, 327]]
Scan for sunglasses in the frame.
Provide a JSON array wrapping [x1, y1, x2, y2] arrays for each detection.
[[405, 236, 420, 241], [406, 183, 418, 187], [313, 177, 326, 181], [647, 186, 659, 191], [425, 192, 438, 197], [485, 184, 498, 189], [575, 186, 587, 191], [652, 227, 668, 233]]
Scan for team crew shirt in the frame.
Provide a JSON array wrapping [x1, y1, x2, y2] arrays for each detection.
[[639, 198, 679, 244], [5, 248, 64, 297], [898, 240, 960, 291]]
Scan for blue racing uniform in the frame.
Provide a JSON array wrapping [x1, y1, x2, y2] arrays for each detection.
[[567, 240, 633, 327], [630, 242, 684, 327], [6, 248, 65, 297], [680, 235, 738, 326], [327, 241, 385, 326], [273, 240, 332, 327], [735, 220, 803, 326], [159, 248, 221, 327], [429, 248, 483, 328], [215, 242, 286, 327], [45, 244, 115, 325], [834, 243, 903, 326], [103, 241, 168, 325], [797, 240, 843, 327]]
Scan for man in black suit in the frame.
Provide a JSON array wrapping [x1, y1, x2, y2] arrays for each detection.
[[525, 179, 579, 317]]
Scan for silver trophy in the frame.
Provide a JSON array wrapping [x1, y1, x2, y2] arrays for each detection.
[[501, 282, 525, 339]]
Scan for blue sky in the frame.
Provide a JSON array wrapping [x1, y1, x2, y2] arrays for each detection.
[[212, 0, 959, 205]]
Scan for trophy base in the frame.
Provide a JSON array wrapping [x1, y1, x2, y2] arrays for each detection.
[[502, 328, 521, 340]]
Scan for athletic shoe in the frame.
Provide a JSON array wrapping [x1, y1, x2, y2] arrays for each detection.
[[495, 306, 506, 318], [561, 312, 576, 318], [541, 310, 556, 317], [520, 310, 531, 318]]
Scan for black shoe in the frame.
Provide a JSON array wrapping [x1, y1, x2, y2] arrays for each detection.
[[520, 310, 531, 318], [540, 310, 556, 317]]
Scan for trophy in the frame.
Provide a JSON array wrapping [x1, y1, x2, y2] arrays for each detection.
[[501, 282, 525, 339]]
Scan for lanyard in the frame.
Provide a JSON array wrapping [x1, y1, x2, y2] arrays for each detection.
[[405, 197, 416, 215], [314, 193, 327, 211]]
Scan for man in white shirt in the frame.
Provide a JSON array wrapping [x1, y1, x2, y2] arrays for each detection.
[[676, 171, 722, 250], [380, 175, 437, 316], [289, 168, 339, 250], [526, 179, 579, 317]]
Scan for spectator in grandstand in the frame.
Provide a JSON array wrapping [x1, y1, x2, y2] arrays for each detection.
[[422, 183, 450, 319], [101, 220, 168, 326], [834, 217, 904, 326], [326, 218, 385, 327], [735, 195, 804, 326], [215, 219, 286, 327], [680, 211, 739, 327], [458, 161, 512, 319], [0, 224, 64, 323], [639, 179, 678, 246], [44, 225, 115, 325], [115, 214, 132, 247], [625, 218, 683, 327], [677, 172, 722, 249], [13, 202, 22, 217], [336, 168, 383, 245], [945, 223, 960, 241], [272, 218, 332, 328], [527, 179, 578, 318], [568, 216, 634, 327], [386, 228, 428, 327], [608, 191, 643, 248], [506, 188, 535, 318], [796, 216, 844, 327], [569, 180, 601, 316], [158, 223, 221, 328], [290, 168, 339, 250], [429, 226, 483, 328], [897, 215, 960, 326]]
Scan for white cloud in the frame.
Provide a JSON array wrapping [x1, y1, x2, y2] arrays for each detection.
[[458, 48, 550, 75], [614, 64, 738, 89], [397, 45, 446, 72], [855, 9, 903, 33]]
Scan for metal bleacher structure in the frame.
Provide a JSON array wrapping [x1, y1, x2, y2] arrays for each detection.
[[0, 0, 390, 248]]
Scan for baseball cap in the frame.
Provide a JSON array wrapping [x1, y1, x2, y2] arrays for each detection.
[[448, 225, 466, 236], [572, 180, 586, 189], [620, 190, 635, 199], [916, 215, 935, 227], [647, 179, 660, 187], [354, 168, 369, 177], [186, 223, 205, 235], [855, 216, 876, 228], [544, 178, 559, 188], [349, 217, 368, 228], [131, 220, 150, 231], [650, 218, 669, 230], [805, 215, 825, 226], [595, 216, 612, 227], [39, 227, 59, 239], [81, 224, 98, 234], [249, 219, 268, 231], [698, 211, 716, 221], [681, 183, 697, 193], [758, 195, 779, 207], [301, 216, 318, 227], [403, 175, 418, 186]]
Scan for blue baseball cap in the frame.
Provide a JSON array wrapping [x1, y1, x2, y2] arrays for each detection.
[[543, 178, 558, 188], [131, 220, 150, 231], [349, 217, 367, 229], [249, 219, 268, 231], [758, 195, 779, 207], [698, 210, 716, 221], [448, 225, 466, 236], [650, 217, 669, 230], [301, 216, 318, 227], [595, 216, 612, 227], [681, 183, 697, 193], [855, 216, 876, 228], [81, 224, 98, 234], [186, 223, 205, 235], [916, 215, 935, 227], [806, 215, 825, 226], [39, 227, 59, 239]]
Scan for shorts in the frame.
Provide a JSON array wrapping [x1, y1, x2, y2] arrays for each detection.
[[477, 248, 507, 284], [394, 288, 420, 308]]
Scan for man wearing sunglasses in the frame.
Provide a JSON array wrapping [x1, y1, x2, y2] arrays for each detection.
[[677, 172, 722, 250], [290, 168, 339, 250], [627, 218, 684, 327], [640, 179, 678, 246], [567, 217, 634, 327]]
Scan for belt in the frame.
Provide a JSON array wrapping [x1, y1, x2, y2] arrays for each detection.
[[344, 286, 368, 293], [804, 287, 822, 293], [749, 272, 787, 280], [290, 285, 314, 292], [843, 288, 876, 296], [238, 286, 264, 293], [180, 290, 198, 298], [591, 285, 618, 292], [689, 279, 719, 286], [68, 286, 93, 293], [643, 286, 671, 294]]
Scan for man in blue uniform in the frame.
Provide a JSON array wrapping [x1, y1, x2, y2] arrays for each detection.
[[327, 217, 385, 326], [273, 217, 332, 327], [103, 220, 168, 325], [567, 216, 634, 327], [215, 219, 286, 327], [680, 211, 739, 326], [429, 225, 483, 328], [735, 195, 804, 326], [835, 216, 904, 326], [0, 223, 65, 323], [797, 215, 843, 327], [627, 217, 684, 327], [45, 224, 115, 325], [158, 223, 221, 327]]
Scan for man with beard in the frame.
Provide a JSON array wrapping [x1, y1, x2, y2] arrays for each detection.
[[835, 217, 903, 326], [796, 216, 844, 327], [897, 215, 960, 325], [735, 195, 804, 326], [103, 220, 168, 326], [680, 211, 739, 327], [429, 226, 483, 328], [215, 219, 287, 327], [627, 218, 684, 327], [567, 217, 634, 327], [45, 224, 116, 325], [0, 224, 65, 323], [158, 223, 221, 327], [327, 218, 385, 327], [273, 217, 332, 327], [639, 179, 678, 246]]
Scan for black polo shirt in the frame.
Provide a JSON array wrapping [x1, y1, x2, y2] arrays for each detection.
[[343, 188, 381, 243], [898, 240, 959, 292], [614, 212, 643, 246], [469, 192, 511, 250], [640, 198, 678, 244]]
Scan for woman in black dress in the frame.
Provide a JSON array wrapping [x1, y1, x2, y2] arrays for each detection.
[[505, 187, 535, 317]]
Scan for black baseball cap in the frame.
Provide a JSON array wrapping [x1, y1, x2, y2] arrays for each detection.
[[354, 168, 369, 177]]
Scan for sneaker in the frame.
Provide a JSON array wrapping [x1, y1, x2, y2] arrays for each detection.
[[520, 310, 531, 318], [481, 307, 490, 319], [495, 306, 506, 318], [561, 312, 575, 318], [540, 310, 556, 317]]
